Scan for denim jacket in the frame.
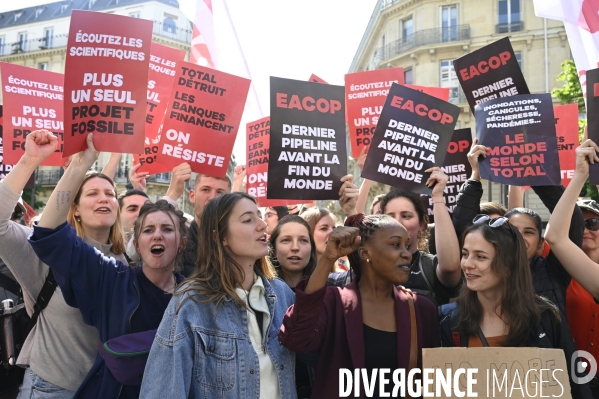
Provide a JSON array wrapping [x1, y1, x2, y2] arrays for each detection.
[[140, 271, 298, 399]]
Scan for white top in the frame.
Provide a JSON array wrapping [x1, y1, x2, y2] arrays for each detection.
[[234, 274, 281, 399]]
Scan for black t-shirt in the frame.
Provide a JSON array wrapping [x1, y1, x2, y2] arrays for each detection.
[[364, 324, 398, 399], [404, 250, 459, 306], [130, 267, 174, 334]]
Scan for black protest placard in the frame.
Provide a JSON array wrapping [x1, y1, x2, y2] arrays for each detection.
[[587, 68, 599, 184], [453, 37, 529, 113], [361, 83, 460, 194], [268, 77, 346, 200], [476, 94, 560, 186], [420, 128, 473, 222], [0, 106, 13, 179]]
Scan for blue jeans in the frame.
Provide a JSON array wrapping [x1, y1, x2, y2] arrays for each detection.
[[17, 368, 75, 399]]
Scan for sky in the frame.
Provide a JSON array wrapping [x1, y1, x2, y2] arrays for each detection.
[[0, 0, 378, 162]]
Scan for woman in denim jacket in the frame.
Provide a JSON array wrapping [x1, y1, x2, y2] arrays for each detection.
[[141, 192, 297, 399]]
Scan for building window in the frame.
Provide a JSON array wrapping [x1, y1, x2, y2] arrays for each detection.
[[400, 17, 413, 42], [441, 5, 458, 42], [381, 34, 386, 48], [129, 12, 140, 18], [38, 62, 49, 70], [163, 17, 177, 33], [0, 37, 5, 56], [17, 33, 27, 52], [440, 60, 460, 103], [43, 28, 53, 48], [88, 0, 96, 9], [404, 68, 413, 84], [515, 52, 522, 70], [497, 0, 522, 32]]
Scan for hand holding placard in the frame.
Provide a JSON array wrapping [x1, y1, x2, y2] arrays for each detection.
[[361, 83, 460, 194], [475, 94, 560, 186]]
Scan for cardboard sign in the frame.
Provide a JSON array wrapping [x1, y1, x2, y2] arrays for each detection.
[[155, 62, 250, 176], [345, 68, 405, 157], [134, 43, 186, 174], [309, 74, 328, 84], [268, 77, 347, 200], [246, 116, 303, 207], [361, 83, 460, 194], [1, 63, 65, 166], [554, 104, 580, 187], [405, 84, 450, 101], [453, 37, 530, 113], [587, 68, 599, 184], [421, 128, 472, 222], [476, 94, 560, 186], [423, 347, 572, 398], [64, 10, 152, 156]]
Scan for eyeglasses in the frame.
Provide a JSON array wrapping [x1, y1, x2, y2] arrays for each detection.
[[473, 214, 510, 228], [585, 218, 599, 231]]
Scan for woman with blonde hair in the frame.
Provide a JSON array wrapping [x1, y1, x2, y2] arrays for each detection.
[[0, 130, 126, 398], [140, 192, 297, 399]]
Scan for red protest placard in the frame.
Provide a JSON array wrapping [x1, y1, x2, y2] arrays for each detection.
[[155, 62, 250, 176], [405, 84, 450, 101], [309, 74, 328, 84], [345, 68, 404, 158], [1, 63, 65, 166], [246, 116, 303, 207], [64, 10, 152, 157], [554, 104, 579, 187], [133, 43, 186, 174]]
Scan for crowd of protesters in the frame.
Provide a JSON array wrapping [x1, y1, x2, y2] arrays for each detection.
[[1, 128, 599, 399]]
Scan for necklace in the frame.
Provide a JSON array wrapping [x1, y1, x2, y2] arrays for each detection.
[[163, 274, 176, 294]]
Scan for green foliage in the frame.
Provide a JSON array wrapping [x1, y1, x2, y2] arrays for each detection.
[[552, 60, 586, 113], [21, 185, 45, 210]]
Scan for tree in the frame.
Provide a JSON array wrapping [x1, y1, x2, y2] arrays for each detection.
[[551, 60, 597, 199]]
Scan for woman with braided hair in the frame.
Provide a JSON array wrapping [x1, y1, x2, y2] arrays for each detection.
[[279, 211, 439, 398]]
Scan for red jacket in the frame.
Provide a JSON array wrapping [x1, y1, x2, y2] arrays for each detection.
[[279, 281, 439, 399]]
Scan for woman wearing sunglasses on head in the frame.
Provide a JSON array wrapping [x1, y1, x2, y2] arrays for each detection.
[[545, 139, 599, 398], [451, 140, 585, 316], [440, 214, 592, 398]]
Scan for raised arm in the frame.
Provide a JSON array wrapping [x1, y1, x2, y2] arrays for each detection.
[[280, 226, 360, 353], [508, 185, 524, 210], [452, 139, 486, 238], [232, 164, 246, 192], [339, 175, 358, 218], [3, 130, 57, 195], [426, 167, 461, 287], [164, 162, 191, 202], [100, 153, 122, 181], [38, 133, 98, 230], [545, 140, 599, 299], [354, 146, 371, 214]]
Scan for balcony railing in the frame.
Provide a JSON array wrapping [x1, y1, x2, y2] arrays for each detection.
[[0, 20, 191, 57], [381, 0, 401, 9], [36, 170, 64, 185], [374, 25, 470, 64], [0, 34, 69, 56], [153, 21, 192, 44], [448, 87, 469, 105], [147, 172, 172, 184], [495, 21, 524, 34]]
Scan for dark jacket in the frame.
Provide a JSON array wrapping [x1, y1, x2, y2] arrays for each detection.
[[440, 303, 592, 398], [279, 281, 439, 399], [452, 180, 583, 315], [29, 222, 185, 399], [181, 220, 198, 277]]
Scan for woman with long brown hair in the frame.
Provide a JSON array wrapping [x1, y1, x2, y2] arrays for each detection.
[[140, 192, 297, 399], [440, 214, 591, 397]]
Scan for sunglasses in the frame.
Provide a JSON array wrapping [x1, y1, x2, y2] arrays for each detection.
[[473, 214, 510, 228], [585, 218, 599, 231]]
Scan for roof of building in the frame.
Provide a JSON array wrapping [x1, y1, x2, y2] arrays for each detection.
[[0, 0, 180, 29]]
